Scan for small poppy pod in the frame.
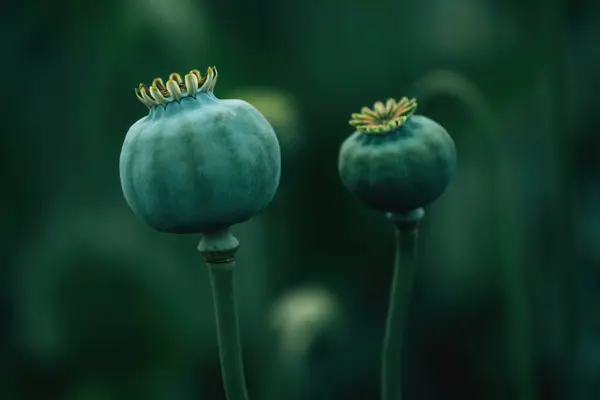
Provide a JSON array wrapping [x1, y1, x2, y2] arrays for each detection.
[[120, 67, 281, 233], [338, 97, 456, 213]]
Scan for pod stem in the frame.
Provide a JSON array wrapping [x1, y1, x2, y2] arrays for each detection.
[[199, 230, 249, 400], [381, 209, 424, 400]]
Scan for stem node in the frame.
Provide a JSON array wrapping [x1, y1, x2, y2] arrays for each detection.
[[198, 229, 240, 264]]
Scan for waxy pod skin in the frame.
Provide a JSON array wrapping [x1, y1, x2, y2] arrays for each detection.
[[120, 67, 281, 233], [338, 97, 456, 213]]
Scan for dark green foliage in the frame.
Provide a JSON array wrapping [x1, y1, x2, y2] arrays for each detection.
[[2, 0, 599, 398]]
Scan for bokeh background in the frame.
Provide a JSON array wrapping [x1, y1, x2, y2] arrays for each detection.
[[2, 0, 599, 399]]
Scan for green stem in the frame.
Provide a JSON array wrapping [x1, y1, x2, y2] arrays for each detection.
[[381, 210, 423, 400], [198, 230, 249, 400], [207, 261, 250, 400]]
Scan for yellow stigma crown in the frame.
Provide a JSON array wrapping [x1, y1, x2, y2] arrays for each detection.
[[349, 97, 418, 134], [134, 66, 218, 108]]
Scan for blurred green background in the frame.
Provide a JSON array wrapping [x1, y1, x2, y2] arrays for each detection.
[[2, 0, 599, 399]]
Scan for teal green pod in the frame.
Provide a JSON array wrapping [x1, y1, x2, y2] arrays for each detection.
[[338, 97, 456, 213], [120, 67, 281, 233]]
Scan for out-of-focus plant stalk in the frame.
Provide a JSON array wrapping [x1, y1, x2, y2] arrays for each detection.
[[410, 70, 535, 400], [268, 284, 345, 400], [537, 1, 572, 398]]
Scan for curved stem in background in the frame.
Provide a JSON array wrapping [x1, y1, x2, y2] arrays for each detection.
[[535, 2, 573, 399], [198, 230, 249, 400], [409, 70, 535, 400], [381, 208, 424, 400]]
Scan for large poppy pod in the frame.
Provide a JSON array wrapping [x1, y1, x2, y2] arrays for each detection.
[[120, 67, 281, 233]]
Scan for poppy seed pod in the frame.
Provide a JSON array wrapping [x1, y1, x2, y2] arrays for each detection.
[[120, 67, 281, 233], [338, 97, 456, 213]]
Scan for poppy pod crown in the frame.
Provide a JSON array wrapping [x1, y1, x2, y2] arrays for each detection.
[[349, 97, 418, 134], [135, 66, 218, 109]]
